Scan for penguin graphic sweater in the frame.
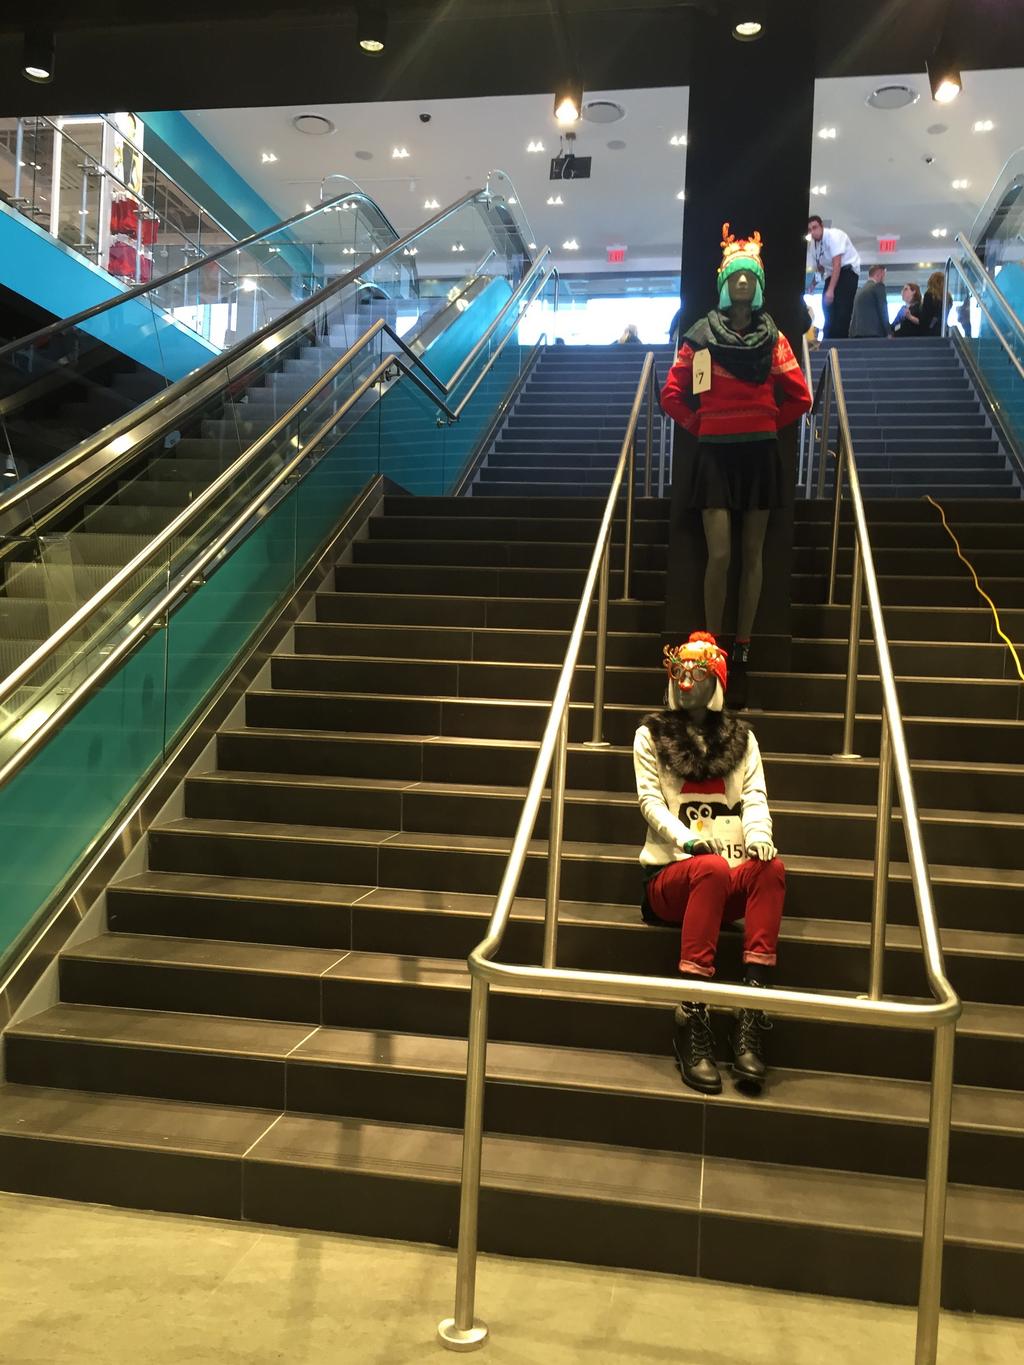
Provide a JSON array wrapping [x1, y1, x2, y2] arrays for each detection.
[[633, 710, 773, 871]]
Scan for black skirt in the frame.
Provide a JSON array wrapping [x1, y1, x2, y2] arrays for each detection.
[[678, 437, 785, 511]]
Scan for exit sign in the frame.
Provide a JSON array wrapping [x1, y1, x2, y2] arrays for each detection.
[[607, 245, 627, 264], [878, 237, 899, 253]]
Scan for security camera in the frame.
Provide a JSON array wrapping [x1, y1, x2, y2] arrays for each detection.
[[419, 113, 432, 123], [922, 154, 934, 164]]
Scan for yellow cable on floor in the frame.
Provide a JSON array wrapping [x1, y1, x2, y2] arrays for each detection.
[[925, 494, 1024, 684]]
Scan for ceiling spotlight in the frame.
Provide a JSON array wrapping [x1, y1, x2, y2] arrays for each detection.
[[810, 184, 828, 196], [452, 242, 466, 252], [358, 4, 387, 54], [392, 146, 410, 159], [403, 247, 418, 256], [676, 190, 686, 201], [732, 0, 766, 42], [508, 196, 518, 206], [527, 140, 546, 154], [528, 242, 537, 250], [261, 151, 278, 163], [669, 134, 687, 147], [554, 78, 583, 127], [341, 247, 357, 255], [547, 194, 564, 206], [562, 239, 580, 251], [973, 119, 994, 133], [817, 126, 838, 140], [930, 227, 948, 238], [951, 178, 970, 190], [424, 198, 440, 210], [304, 202, 313, 212], [927, 39, 962, 104], [22, 26, 54, 82]]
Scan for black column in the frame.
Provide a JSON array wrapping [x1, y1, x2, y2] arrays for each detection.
[[664, 6, 818, 669]]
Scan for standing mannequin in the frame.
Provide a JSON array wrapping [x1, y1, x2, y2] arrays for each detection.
[[661, 226, 812, 707], [633, 632, 785, 1095]]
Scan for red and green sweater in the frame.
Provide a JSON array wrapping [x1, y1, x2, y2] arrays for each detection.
[[660, 336, 812, 442]]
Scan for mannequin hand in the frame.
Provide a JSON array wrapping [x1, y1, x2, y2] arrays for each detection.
[[747, 841, 778, 862], [683, 837, 726, 858]]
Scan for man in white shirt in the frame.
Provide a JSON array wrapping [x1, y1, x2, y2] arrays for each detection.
[[808, 214, 861, 339]]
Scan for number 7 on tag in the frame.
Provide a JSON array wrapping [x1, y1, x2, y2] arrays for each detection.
[[692, 348, 712, 395]]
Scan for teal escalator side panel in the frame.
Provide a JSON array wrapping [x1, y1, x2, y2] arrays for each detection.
[[420, 276, 514, 384], [0, 202, 217, 381]]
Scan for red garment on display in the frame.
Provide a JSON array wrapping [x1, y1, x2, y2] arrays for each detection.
[[661, 336, 811, 440], [645, 855, 785, 977], [140, 215, 159, 246], [107, 240, 137, 279], [138, 254, 153, 283]]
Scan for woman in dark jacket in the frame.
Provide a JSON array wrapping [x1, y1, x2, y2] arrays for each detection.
[[893, 283, 923, 337], [919, 271, 950, 336]]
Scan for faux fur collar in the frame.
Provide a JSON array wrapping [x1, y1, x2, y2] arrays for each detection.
[[640, 709, 749, 781]]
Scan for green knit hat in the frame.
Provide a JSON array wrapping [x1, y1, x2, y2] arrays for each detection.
[[717, 222, 765, 308]]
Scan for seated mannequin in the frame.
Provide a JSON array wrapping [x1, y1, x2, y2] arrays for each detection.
[[660, 225, 812, 707], [633, 632, 785, 1095]]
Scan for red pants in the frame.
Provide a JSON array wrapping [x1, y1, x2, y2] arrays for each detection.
[[645, 856, 785, 978]]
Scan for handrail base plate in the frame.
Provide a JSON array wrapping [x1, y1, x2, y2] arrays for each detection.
[[437, 1318, 488, 1352]]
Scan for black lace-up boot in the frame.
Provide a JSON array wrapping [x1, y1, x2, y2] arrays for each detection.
[[732, 972, 773, 1091], [673, 1003, 722, 1094]]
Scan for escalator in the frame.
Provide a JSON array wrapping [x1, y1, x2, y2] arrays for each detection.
[[0, 175, 544, 681]]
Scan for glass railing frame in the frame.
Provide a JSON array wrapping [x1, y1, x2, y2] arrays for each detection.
[[0, 189, 481, 539]]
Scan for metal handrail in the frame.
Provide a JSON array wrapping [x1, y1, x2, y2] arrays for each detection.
[[450, 267, 554, 420], [0, 189, 482, 534], [447, 251, 553, 395], [438, 353, 960, 1365], [798, 332, 814, 490], [0, 252, 553, 711]]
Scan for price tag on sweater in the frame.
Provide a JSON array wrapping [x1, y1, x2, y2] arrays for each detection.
[[692, 348, 712, 394]]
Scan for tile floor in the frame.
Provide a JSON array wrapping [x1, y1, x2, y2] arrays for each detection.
[[0, 1192, 1020, 1364]]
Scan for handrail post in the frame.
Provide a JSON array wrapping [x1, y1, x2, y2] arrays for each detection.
[[868, 711, 893, 999], [827, 426, 846, 606], [643, 364, 654, 498], [542, 706, 569, 969], [586, 544, 611, 748], [835, 537, 862, 759], [622, 429, 637, 602], [437, 975, 490, 1352], [816, 364, 833, 499], [914, 1019, 956, 1365]]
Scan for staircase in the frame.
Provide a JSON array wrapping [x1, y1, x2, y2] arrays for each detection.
[[472, 342, 676, 496], [811, 336, 1022, 498], [2, 460, 1023, 1312]]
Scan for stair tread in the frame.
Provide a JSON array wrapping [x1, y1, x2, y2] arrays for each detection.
[[13, 1003, 1024, 1136], [0, 1084, 1019, 1246]]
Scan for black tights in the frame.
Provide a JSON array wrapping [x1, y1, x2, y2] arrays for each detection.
[[701, 508, 770, 638]]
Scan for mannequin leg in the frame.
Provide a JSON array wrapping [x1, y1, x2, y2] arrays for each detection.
[[701, 508, 732, 633], [736, 509, 771, 640]]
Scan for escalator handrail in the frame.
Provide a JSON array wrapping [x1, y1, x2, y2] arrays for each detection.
[[948, 252, 1024, 387], [0, 183, 400, 365], [0, 190, 482, 532], [0, 250, 552, 710], [953, 232, 1024, 347]]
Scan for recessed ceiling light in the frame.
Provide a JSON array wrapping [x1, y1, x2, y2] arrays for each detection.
[[951, 178, 970, 190], [508, 196, 518, 206], [528, 242, 537, 250], [669, 134, 687, 147], [22, 26, 54, 83], [527, 140, 545, 153], [973, 119, 995, 132], [452, 243, 466, 252], [304, 202, 313, 213], [866, 83, 920, 110], [392, 146, 410, 159], [811, 184, 828, 196], [917, 261, 935, 268], [547, 195, 564, 206], [817, 126, 837, 139], [733, 21, 763, 41], [358, 4, 387, 53], [930, 227, 948, 238], [341, 247, 357, 255], [403, 247, 418, 256], [261, 152, 278, 163], [424, 198, 440, 210], [562, 239, 579, 250], [676, 190, 686, 201]]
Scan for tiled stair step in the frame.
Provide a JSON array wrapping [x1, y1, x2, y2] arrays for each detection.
[[795, 521, 1024, 550], [215, 724, 1024, 832], [794, 601, 1024, 647], [8, 1002, 1024, 1194], [53, 925, 1024, 1089], [796, 545, 1024, 575], [180, 763, 1024, 879], [815, 485, 1021, 501], [797, 498, 1024, 522], [351, 538, 671, 569], [77, 504, 180, 536], [243, 686, 1024, 764], [0, 1083, 1016, 1313], [314, 589, 663, 632], [383, 495, 669, 517], [366, 514, 673, 544], [474, 480, 1021, 503]]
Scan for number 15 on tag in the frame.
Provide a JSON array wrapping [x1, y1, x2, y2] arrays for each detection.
[[692, 348, 712, 395]]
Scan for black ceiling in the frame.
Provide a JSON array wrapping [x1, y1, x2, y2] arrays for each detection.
[[0, 1, 1021, 117]]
